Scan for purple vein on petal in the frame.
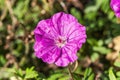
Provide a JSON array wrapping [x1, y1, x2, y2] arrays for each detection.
[[67, 28, 79, 38], [62, 47, 73, 62], [68, 34, 86, 41], [64, 22, 75, 37], [54, 48, 62, 63], [40, 46, 56, 57], [52, 12, 63, 35]]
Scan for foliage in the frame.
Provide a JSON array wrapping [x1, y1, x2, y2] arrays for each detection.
[[0, 0, 120, 80]]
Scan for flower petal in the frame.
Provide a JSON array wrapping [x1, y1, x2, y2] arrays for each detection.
[[110, 0, 120, 18], [41, 47, 60, 64], [55, 43, 78, 67], [55, 56, 70, 67], [51, 12, 78, 36], [64, 43, 78, 61]]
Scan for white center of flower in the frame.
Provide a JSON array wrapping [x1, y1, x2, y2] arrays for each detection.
[[55, 36, 67, 48]]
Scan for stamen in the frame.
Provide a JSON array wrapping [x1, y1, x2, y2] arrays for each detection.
[[55, 36, 67, 47]]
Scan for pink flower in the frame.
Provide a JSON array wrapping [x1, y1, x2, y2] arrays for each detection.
[[110, 0, 120, 18], [33, 12, 86, 67]]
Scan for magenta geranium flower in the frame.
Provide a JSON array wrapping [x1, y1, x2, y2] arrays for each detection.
[[33, 12, 86, 67], [110, 0, 120, 18]]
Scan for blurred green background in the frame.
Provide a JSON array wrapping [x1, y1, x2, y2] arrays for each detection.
[[0, 0, 120, 80]]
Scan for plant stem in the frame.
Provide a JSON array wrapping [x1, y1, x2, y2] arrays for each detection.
[[68, 65, 74, 80]]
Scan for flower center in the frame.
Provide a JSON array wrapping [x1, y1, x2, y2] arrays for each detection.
[[55, 36, 67, 48]]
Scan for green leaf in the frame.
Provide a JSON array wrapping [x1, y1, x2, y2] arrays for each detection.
[[87, 38, 98, 46], [93, 46, 110, 54], [37, 73, 46, 80], [108, 11, 115, 20], [72, 73, 83, 80], [84, 68, 92, 78], [97, 40, 103, 46], [91, 52, 99, 62], [84, 12, 97, 21], [0, 0, 5, 9], [88, 73, 95, 80], [111, 24, 120, 36], [83, 68, 95, 80], [116, 71, 120, 77], [47, 73, 64, 80], [114, 61, 120, 68], [109, 68, 116, 80], [0, 55, 6, 66], [15, 68, 24, 78], [100, 73, 109, 80], [117, 77, 120, 80], [96, 0, 104, 8], [25, 67, 38, 79], [58, 75, 69, 80], [101, 0, 109, 13], [70, 8, 82, 22], [84, 6, 98, 13], [13, 0, 29, 20]]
